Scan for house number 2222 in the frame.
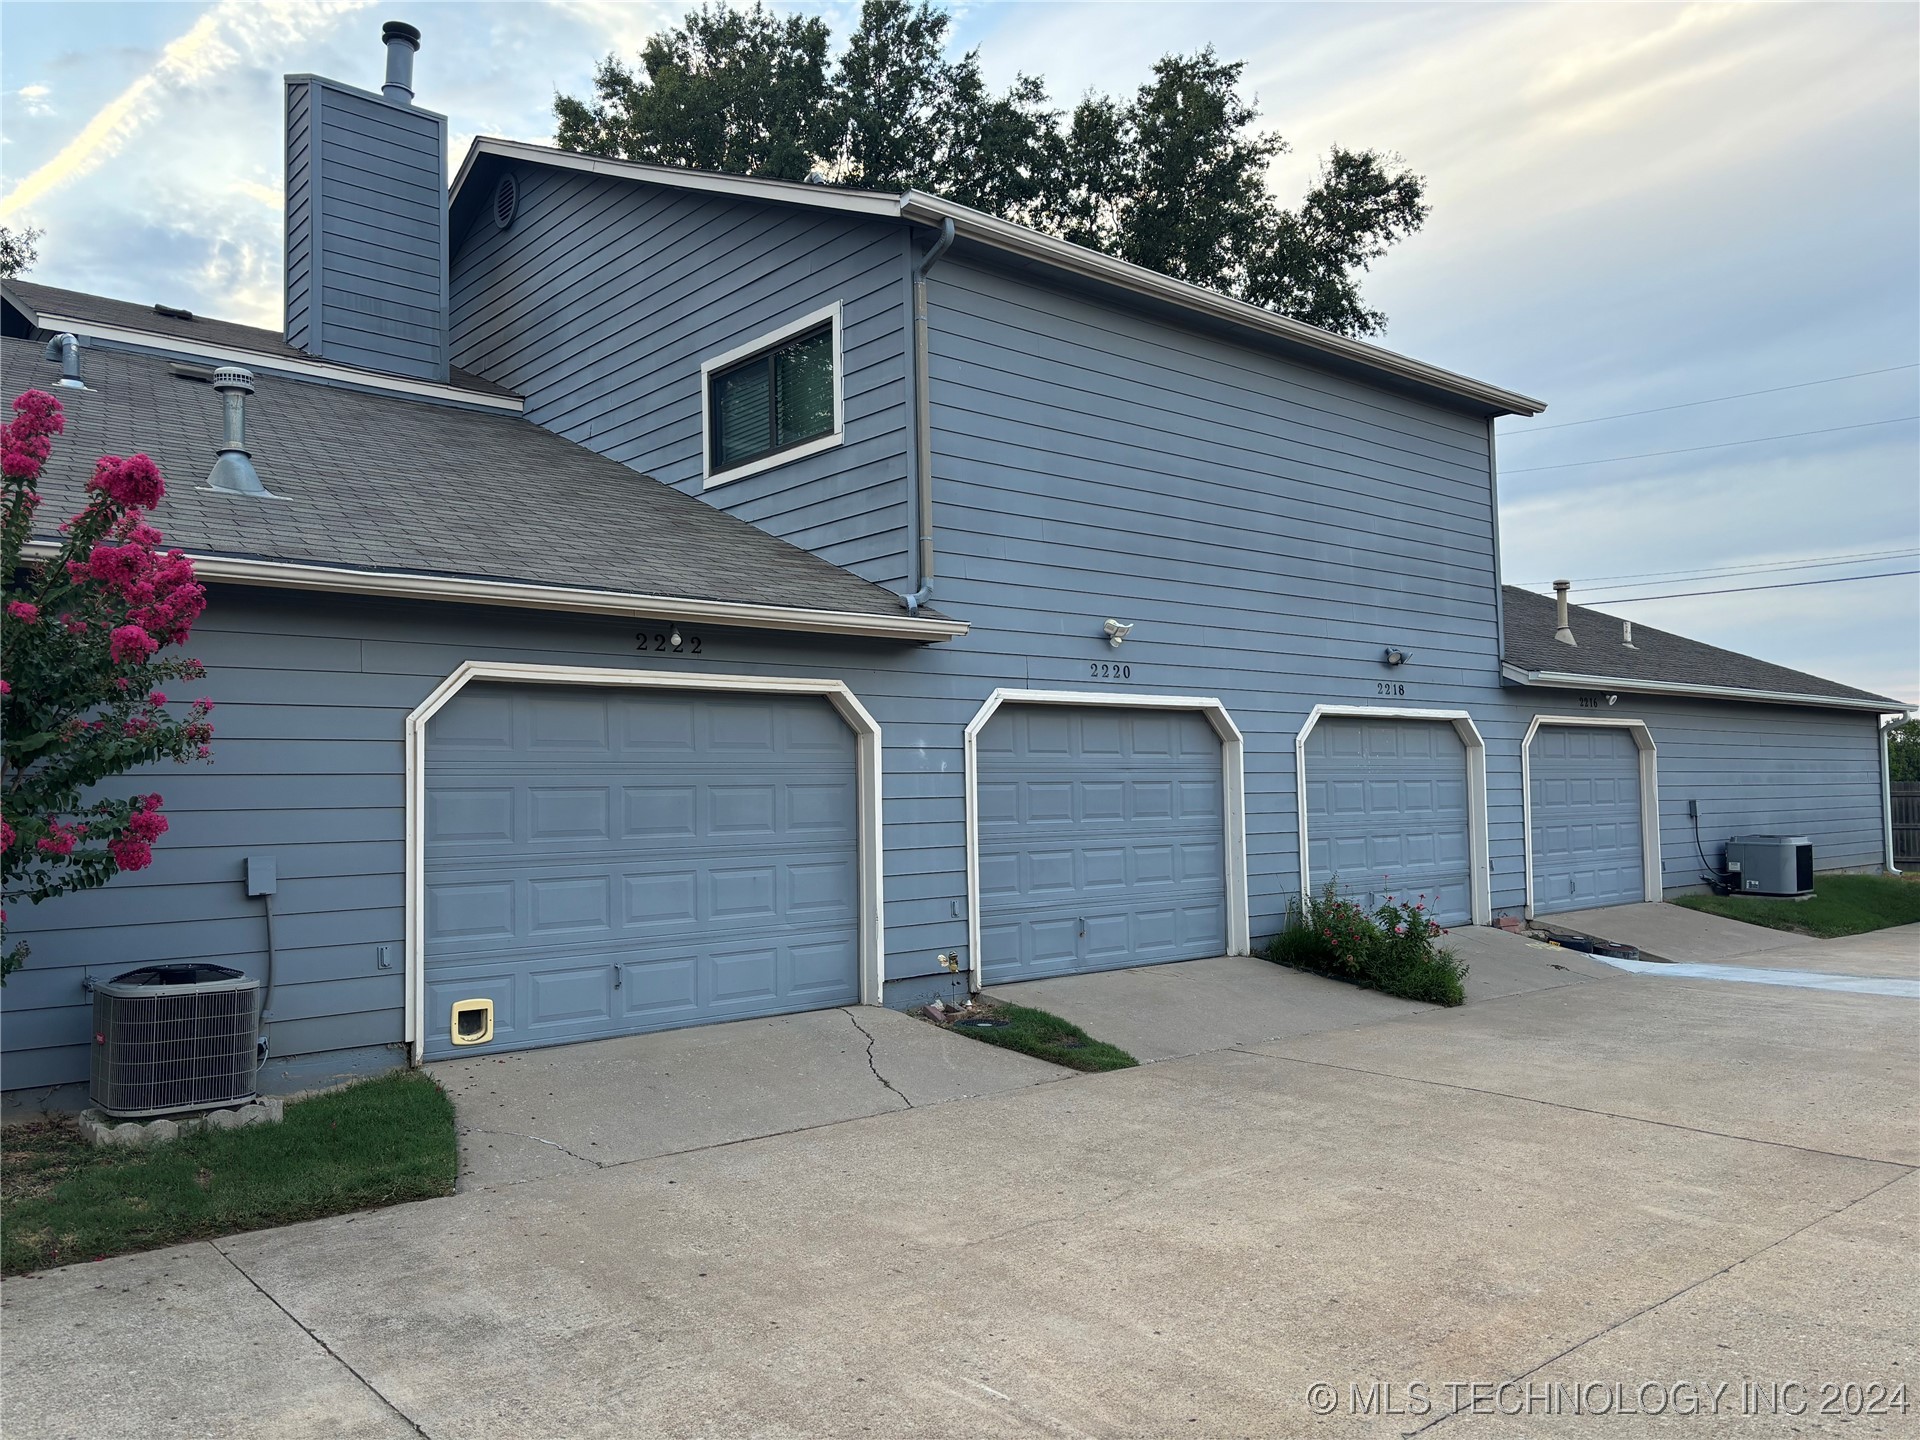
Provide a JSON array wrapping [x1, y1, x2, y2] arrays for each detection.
[[635, 631, 703, 654]]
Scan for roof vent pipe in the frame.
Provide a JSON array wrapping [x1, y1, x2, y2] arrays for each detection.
[[1553, 579, 1577, 647], [1622, 619, 1635, 649], [380, 20, 421, 103], [43, 332, 85, 389], [205, 368, 272, 497]]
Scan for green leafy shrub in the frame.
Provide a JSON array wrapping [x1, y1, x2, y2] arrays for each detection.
[[1266, 882, 1467, 1006]]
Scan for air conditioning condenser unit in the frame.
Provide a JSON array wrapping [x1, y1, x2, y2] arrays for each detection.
[[1724, 835, 1814, 899], [90, 964, 261, 1118]]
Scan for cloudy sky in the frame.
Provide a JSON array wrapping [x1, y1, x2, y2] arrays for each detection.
[[3, 1, 1916, 705]]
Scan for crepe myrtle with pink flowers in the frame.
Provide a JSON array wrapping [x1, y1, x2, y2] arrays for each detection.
[[1, 388, 213, 978]]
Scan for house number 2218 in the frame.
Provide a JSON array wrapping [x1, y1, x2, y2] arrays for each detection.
[[1377, 681, 1406, 697]]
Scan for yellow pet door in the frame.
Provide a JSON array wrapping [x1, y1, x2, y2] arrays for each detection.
[[450, 998, 494, 1046]]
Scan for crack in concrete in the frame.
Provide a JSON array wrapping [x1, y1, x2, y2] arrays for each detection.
[[463, 1126, 603, 1169], [1403, 1166, 1917, 1437], [211, 1241, 433, 1439], [843, 1009, 914, 1109]]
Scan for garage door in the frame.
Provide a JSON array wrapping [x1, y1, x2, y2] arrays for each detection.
[[978, 705, 1227, 983], [1304, 717, 1472, 924], [421, 685, 860, 1059], [1529, 725, 1644, 914]]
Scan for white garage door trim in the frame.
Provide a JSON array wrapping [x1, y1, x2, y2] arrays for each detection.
[[1295, 704, 1492, 926], [403, 661, 884, 1063], [963, 689, 1250, 993], [1521, 715, 1661, 919]]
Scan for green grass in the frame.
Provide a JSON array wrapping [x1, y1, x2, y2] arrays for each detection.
[[1671, 872, 1920, 939], [2, 1071, 457, 1276], [944, 1001, 1138, 1072]]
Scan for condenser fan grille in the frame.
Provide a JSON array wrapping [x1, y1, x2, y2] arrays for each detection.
[[90, 966, 260, 1118]]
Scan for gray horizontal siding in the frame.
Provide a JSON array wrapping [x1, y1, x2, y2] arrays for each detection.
[[449, 167, 912, 589], [6, 204, 1888, 1092], [284, 77, 448, 383], [920, 255, 1507, 942], [0, 587, 995, 1088], [1487, 694, 1885, 908], [0, 585, 1887, 1092]]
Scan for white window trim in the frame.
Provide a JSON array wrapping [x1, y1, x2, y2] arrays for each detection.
[[962, 688, 1251, 993], [403, 661, 884, 1063], [1520, 715, 1662, 919], [700, 301, 845, 489], [1294, 704, 1492, 927]]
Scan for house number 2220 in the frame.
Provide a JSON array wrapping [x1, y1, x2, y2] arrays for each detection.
[[635, 631, 703, 654]]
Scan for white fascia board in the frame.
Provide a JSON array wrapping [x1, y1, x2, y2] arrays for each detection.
[[897, 193, 1546, 419], [1502, 663, 1906, 716], [453, 138, 903, 220], [30, 312, 522, 414], [19, 544, 968, 642]]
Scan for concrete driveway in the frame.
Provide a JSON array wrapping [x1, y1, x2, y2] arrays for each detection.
[[431, 1006, 1071, 1190], [984, 927, 1617, 1062], [1548, 902, 1920, 978], [5, 931, 1915, 1438]]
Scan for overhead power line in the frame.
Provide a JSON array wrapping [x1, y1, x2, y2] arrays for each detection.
[[1506, 363, 1920, 434], [1518, 546, 1920, 589], [1558, 569, 1920, 605], [1541, 548, 1920, 595], [1502, 416, 1919, 474]]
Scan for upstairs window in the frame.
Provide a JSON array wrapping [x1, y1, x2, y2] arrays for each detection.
[[702, 304, 843, 486]]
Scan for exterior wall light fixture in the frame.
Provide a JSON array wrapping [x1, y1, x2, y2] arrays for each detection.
[[1383, 647, 1409, 667], [1103, 619, 1134, 648]]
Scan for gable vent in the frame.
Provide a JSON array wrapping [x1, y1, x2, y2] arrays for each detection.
[[493, 171, 518, 230]]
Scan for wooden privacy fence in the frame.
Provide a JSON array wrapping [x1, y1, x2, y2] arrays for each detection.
[[1894, 782, 1920, 865]]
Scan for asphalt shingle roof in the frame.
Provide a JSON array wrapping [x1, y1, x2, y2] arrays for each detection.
[[1, 333, 925, 623], [1502, 585, 1900, 709], [4, 281, 515, 399]]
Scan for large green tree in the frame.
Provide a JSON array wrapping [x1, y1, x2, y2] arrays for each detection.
[[555, 2, 1428, 337]]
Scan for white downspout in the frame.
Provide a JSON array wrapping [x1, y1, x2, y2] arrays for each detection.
[[1883, 714, 1903, 874]]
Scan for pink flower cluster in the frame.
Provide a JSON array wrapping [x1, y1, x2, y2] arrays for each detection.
[[109, 836, 153, 871], [109, 624, 159, 664], [1, 390, 64, 482], [73, 518, 205, 646], [6, 601, 39, 624], [113, 793, 170, 869], [36, 819, 85, 856], [87, 453, 164, 511], [126, 794, 168, 844]]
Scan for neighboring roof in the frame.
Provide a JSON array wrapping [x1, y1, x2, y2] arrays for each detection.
[[3, 281, 519, 410], [0, 334, 964, 641], [1501, 585, 1903, 713], [450, 137, 1547, 421]]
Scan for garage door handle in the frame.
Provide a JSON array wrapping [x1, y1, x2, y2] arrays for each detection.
[[1078, 916, 1087, 937]]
